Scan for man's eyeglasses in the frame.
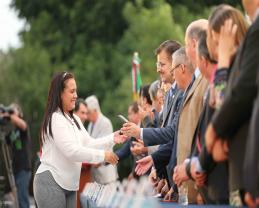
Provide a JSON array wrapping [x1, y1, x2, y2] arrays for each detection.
[[170, 64, 181, 73]]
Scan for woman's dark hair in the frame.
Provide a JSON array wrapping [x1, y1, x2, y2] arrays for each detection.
[[139, 84, 152, 105], [40, 71, 80, 144]]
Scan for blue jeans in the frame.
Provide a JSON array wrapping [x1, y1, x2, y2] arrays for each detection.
[[15, 170, 31, 208]]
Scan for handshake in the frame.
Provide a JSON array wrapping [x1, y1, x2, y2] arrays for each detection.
[[103, 118, 142, 166], [104, 151, 119, 165], [103, 129, 130, 165]]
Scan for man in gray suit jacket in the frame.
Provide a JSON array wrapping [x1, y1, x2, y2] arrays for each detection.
[[85, 95, 118, 185]]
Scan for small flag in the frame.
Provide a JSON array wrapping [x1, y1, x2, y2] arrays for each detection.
[[132, 52, 142, 101]]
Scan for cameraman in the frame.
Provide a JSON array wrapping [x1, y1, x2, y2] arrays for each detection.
[[6, 103, 31, 208]]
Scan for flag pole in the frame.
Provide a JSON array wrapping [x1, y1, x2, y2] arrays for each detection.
[[132, 52, 142, 101]]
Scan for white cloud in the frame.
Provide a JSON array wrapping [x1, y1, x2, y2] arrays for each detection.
[[0, 0, 26, 51]]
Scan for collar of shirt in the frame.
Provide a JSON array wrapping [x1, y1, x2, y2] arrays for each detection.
[[65, 113, 76, 126], [194, 68, 201, 79], [168, 81, 177, 97], [183, 75, 195, 97], [57, 108, 75, 125], [203, 86, 210, 104], [254, 8, 259, 20], [172, 81, 177, 89], [170, 82, 177, 96]]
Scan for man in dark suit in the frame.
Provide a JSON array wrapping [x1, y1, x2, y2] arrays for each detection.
[[121, 40, 182, 142], [244, 67, 259, 208], [115, 102, 140, 179], [121, 40, 182, 197], [116, 87, 156, 179], [121, 40, 182, 161], [242, 2, 259, 207], [205, 0, 259, 205]]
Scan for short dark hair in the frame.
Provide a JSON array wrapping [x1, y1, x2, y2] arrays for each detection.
[[74, 98, 87, 112], [129, 102, 139, 113], [155, 40, 181, 59], [140, 84, 152, 105], [197, 31, 217, 64]]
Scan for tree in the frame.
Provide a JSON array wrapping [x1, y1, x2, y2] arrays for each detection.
[[12, 0, 129, 64], [101, 0, 184, 130], [0, 45, 52, 144]]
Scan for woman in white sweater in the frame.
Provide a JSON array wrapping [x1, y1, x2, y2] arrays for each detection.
[[33, 72, 127, 208]]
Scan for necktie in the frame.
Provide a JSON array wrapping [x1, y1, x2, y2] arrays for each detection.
[[90, 123, 94, 135], [167, 87, 175, 107]]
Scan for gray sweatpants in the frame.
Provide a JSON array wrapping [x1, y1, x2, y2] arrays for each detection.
[[33, 171, 76, 208]]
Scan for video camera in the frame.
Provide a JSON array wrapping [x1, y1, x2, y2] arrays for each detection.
[[0, 104, 14, 137], [0, 105, 18, 207]]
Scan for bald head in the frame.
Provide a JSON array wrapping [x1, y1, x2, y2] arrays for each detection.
[[185, 19, 208, 68], [186, 19, 208, 40]]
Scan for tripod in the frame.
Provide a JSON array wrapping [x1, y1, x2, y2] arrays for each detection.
[[0, 132, 19, 208]]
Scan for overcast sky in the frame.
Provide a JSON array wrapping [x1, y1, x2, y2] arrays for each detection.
[[0, 0, 25, 51]]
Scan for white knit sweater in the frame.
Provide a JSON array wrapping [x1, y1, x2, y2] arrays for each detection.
[[36, 110, 114, 191]]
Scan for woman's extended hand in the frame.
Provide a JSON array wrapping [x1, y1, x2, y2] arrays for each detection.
[[104, 151, 119, 165], [113, 131, 128, 144]]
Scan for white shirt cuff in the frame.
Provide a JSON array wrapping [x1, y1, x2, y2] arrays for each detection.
[[140, 128, 144, 140], [192, 157, 204, 173]]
